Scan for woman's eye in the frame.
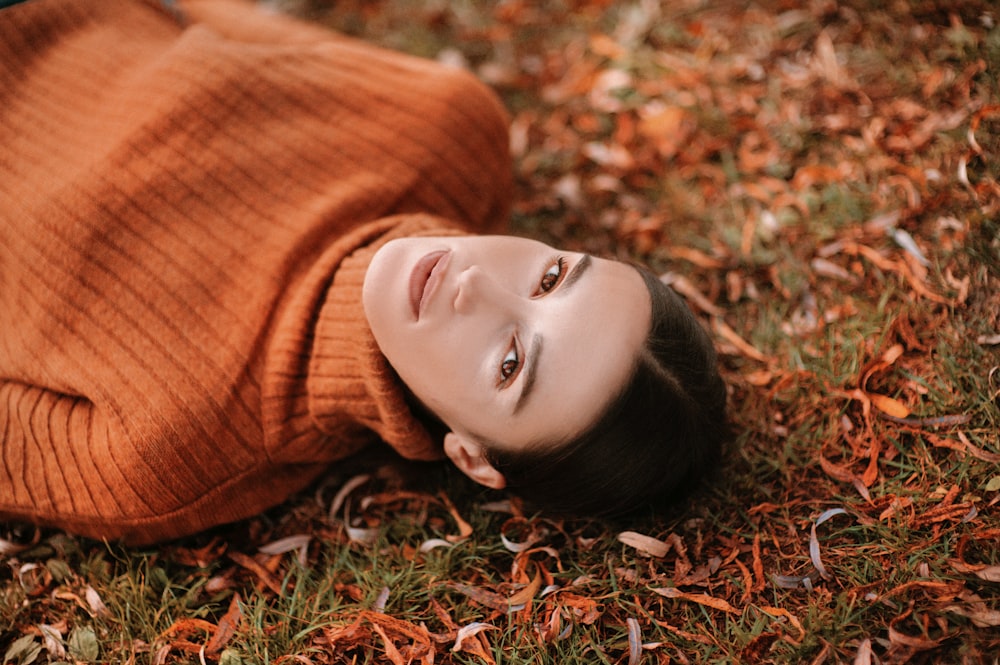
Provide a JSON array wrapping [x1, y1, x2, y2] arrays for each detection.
[[500, 345, 519, 382], [537, 257, 565, 294]]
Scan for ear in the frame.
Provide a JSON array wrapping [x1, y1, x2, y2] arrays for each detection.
[[443, 432, 507, 490]]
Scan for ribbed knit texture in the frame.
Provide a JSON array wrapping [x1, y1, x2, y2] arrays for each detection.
[[0, 0, 511, 543]]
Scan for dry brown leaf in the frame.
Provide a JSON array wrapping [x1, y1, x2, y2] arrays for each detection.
[[439, 491, 474, 542], [447, 583, 509, 612], [853, 637, 873, 665], [650, 587, 739, 614], [560, 593, 602, 625], [626, 617, 642, 665], [949, 559, 1000, 583], [663, 273, 724, 316], [858, 344, 912, 420], [743, 369, 774, 386], [617, 531, 671, 558], [713, 318, 770, 363], [451, 622, 496, 665], [878, 496, 913, 522], [866, 393, 911, 418], [943, 603, 1000, 627], [752, 532, 766, 593], [740, 631, 781, 664], [499, 516, 542, 553], [809, 508, 849, 580], [507, 564, 543, 607], [158, 618, 216, 650], [667, 245, 728, 269], [888, 610, 946, 651], [227, 551, 285, 596], [84, 586, 108, 616], [638, 105, 692, 160], [452, 622, 497, 653], [925, 433, 1000, 463], [759, 606, 805, 640], [204, 593, 242, 655], [370, 622, 406, 665]]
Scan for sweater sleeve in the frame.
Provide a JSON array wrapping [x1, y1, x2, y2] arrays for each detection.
[[0, 0, 513, 544], [0, 379, 295, 543], [0, 381, 122, 529]]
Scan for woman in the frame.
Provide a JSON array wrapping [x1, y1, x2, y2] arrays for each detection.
[[0, 0, 728, 544]]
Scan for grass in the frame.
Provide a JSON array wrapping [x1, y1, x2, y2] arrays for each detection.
[[4, 0, 1000, 663]]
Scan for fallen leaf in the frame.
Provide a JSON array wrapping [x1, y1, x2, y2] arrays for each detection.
[[84, 586, 108, 616], [888, 610, 946, 651], [328, 473, 371, 520], [452, 622, 497, 653], [68, 625, 99, 661], [439, 491, 474, 542], [740, 631, 780, 664], [650, 587, 739, 614], [759, 606, 805, 640], [507, 564, 543, 608], [867, 393, 911, 418], [810, 508, 850, 580], [205, 593, 242, 655], [943, 604, 1000, 627], [227, 552, 285, 595], [638, 105, 692, 159], [854, 637, 873, 665], [626, 617, 642, 665], [617, 531, 671, 558], [418, 538, 453, 553], [258, 534, 311, 556], [949, 559, 1000, 583], [4, 636, 41, 665], [370, 621, 406, 665], [661, 273, 724, 316], [713, 319, 771, 363], [447, 583, 509, 612]]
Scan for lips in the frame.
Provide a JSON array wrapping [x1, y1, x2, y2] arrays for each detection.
[[408, 250, 450, 319]]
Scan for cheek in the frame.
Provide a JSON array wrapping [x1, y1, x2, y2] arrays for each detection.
[[393, 330, 475, 408]]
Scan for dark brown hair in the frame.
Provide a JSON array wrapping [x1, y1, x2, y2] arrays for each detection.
[[482, 266, 729, 517]]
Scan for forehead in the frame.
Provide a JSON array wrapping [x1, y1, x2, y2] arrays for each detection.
[[497, 258, 651, 448]]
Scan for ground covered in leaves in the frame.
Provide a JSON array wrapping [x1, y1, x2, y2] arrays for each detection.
[[3, 0, 999, 663]]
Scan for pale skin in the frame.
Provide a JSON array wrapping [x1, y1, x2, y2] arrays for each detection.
[[362, 235, 651, 489]]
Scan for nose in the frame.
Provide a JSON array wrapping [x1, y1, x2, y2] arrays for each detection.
[[453, 266, 522, 315]]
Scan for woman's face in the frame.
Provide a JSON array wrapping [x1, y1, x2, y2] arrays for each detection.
[[362, 235, 650, 451]]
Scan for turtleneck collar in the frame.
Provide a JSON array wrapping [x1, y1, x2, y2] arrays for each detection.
[[308, 214, 467, 460]]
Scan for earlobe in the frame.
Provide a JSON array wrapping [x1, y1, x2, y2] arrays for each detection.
[[443, 432, 507, 490]]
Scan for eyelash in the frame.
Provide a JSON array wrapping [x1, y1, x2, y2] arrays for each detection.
[[536, 257, 566, 295], [498, 257, 567, 386], [499, 343, 519, 386]]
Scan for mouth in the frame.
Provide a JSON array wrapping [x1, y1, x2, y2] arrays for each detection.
[[408, 250, 450, 320]]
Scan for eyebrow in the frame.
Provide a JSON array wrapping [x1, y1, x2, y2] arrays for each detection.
[[512, 254, 593, 415]]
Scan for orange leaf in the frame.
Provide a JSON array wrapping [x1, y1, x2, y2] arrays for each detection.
[[650, 587, 739, 614], [507, 564, 543, 607], [638, 106, 691, 159], [759, 606, 805, 640], [868, 393, 911, 418], [370, 622, 406, 665], [204, 593, 242, 655]]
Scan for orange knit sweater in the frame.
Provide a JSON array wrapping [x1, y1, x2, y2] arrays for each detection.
[[0, 0, 511, 543]]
